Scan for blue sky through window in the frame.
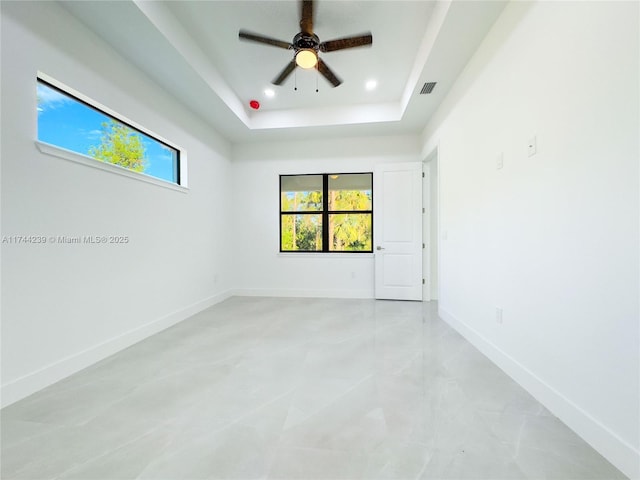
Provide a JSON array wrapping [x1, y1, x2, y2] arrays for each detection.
[[37, 81, 178, 183]]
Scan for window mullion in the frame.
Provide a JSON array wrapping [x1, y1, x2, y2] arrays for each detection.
[[322, 174, 329, 252]]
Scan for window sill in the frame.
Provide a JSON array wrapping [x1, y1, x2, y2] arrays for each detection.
[[35, 141, 189, 193], [278, 252, 374, 259]]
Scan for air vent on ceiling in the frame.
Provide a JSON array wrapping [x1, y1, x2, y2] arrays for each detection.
[[419, 82, 437, 95]]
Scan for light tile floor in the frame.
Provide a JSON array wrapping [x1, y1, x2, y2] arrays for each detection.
[[1, 297, 626, 479]]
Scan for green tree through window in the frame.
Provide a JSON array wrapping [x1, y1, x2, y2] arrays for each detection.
[[89, 120, 147, 172]]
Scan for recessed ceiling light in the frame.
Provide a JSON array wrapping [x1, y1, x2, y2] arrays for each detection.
[[264, 88, 275, 98], [365, 80, 377, 91]]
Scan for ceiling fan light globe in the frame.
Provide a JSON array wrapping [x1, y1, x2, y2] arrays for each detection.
[[295, 49, 318, 69]]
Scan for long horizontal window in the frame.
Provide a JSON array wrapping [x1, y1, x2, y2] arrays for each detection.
[[36, 77, 180, 185], [280, 173, 373, 253]]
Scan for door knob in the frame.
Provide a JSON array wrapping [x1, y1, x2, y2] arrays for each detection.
[[376, 246, 385, 251]]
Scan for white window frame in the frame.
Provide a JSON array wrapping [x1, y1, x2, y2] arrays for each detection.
[[35, 72, 188, 193]]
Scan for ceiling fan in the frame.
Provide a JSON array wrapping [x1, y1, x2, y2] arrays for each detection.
[[239, 0, 372, 88]]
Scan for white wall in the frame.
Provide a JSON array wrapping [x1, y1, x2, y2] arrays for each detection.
[[421, 1, 639, 477], [232, 136, 421, 298], [0, 1, 233, 407]]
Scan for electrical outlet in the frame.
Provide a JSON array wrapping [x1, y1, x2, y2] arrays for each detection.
[[527, 136, 537, 157], [496, 307, 503, 324]]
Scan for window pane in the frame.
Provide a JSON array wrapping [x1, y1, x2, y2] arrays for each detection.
[[37, 80, 179, 184], [281, 175, 323, 212], [281, 214, 323, 251], [328, 213, 372, 252], [328, 173, 372, 211]]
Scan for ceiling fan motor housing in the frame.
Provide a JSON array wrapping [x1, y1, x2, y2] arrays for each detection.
[[293, 32, 320, 53]]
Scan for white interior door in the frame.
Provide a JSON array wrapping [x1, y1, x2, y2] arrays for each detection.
[[374, 162, 423, 300]]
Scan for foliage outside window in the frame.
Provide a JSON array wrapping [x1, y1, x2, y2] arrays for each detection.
[[280, 173, 373, 252], [36, 78, 180, 185]]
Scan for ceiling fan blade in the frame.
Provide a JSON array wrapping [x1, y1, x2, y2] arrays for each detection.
[[273, 60, 297, 86], [317, 58, 342, 87], [319, 33, 373, 52], [239, 30, 292, 50], [300, 0, 314, 34]]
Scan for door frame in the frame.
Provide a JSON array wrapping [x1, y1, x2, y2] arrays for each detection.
[[422, 146, 440, 302]]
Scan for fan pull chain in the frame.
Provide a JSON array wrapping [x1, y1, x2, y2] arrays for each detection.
[[294, 69, 298, 91], [316, 65, 319, 93]]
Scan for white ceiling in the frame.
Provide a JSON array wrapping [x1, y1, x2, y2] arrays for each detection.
[[60, 0, 507, 144]]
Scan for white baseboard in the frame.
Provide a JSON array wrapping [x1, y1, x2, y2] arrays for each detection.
[[439, 307, 639, 480], [0, 290, 232, 409], [233, 288, 374, 299]]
